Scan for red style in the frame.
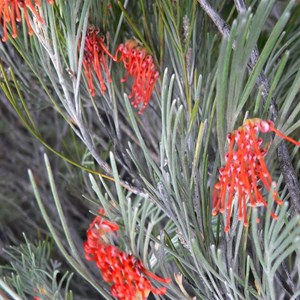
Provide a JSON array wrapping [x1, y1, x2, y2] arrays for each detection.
[[0, 0, 53, 42]]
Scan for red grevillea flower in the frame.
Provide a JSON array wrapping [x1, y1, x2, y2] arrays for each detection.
[[0, 0, 53, 42], [84, 208, 119, 260], [81, 26, 112, 96], [116, 39, 159, 114], [212, 118, 300, 233], [33, 285, 48, 300], [80, 34, 158, 113], [84, 209, 170, 300]]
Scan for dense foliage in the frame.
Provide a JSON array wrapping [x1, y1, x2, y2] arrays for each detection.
[[1, 1, 300, 299]]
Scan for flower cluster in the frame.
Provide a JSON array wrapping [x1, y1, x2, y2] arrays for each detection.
[[212, 118, 300, 233], [84, 209, 170, 300], [33, 285, 48, 299], [0, 0, 53, 42], [81, 26, 112, 96], [116, 40, 160, 114], [80, 30, 159, 114]]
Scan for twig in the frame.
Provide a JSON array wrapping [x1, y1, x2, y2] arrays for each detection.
[[198, 0, 300, 214]]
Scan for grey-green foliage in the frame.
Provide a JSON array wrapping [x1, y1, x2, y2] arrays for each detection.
[[0, 235, 73, 300], [121, 0, 300, 299], [0, 0, 300, 299]]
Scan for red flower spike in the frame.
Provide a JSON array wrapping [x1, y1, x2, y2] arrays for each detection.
[[81, 26, 113, 96], [212, 118, 300, 233], [116, 39, 159, 114], [0, 0, 53, 42], [33, 285, 49, 300], [84, 209, 170, 299]]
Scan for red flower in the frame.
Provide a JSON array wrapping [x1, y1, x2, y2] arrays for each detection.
[[0, 0, 53, 42], [33, 285, 48, 299], [116, 40, 159, 114], [84, 208, 119, 261], [212, 118, 300, 233], [81, 26, 112, 96], [80, 34, 159, 113], [84, 209, 170, 299]]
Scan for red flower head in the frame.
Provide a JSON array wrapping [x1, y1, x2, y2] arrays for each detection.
[[212, 118, 300, 233], [116, 39, 159, 114], [0, 0, 53, 42], [33, 285, 48, 299], [81, 26, 113, 96], [84, 208, 119, 261], [84, 209, 171, 299]]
